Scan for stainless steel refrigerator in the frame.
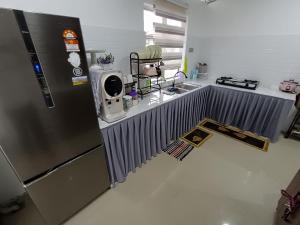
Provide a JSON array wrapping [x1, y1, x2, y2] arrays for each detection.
[[0, 8, 110, 225]]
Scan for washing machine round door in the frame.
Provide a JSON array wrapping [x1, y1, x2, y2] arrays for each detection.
[[104, 75, 123, 97]]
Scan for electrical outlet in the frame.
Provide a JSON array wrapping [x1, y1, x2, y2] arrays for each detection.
[[189, 48, 194, 53]]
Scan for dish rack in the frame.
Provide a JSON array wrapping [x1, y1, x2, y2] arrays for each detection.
[[130, 52, 162, 98]]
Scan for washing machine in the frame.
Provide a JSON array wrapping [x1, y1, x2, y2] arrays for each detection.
[[98, 70, 126, 123]]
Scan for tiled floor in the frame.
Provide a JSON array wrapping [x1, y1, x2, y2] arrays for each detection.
[[64, 134, 300, 225]]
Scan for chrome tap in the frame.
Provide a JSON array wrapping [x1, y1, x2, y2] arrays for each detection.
[[172, 71, 187, 88]]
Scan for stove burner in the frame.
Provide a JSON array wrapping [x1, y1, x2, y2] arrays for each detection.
[[216, 77, 259, 90], [220, 76, 233, 80], [244, 79, 258, 84]]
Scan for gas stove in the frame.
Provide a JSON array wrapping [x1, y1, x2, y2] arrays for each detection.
[[216, 77, 259, 90]]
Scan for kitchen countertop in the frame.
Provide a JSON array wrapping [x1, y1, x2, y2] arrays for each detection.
[[98, 79, 296, 129]]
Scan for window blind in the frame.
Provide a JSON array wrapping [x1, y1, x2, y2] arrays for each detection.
[[144, 0, 188, 78], [154, 0, 187, 22]]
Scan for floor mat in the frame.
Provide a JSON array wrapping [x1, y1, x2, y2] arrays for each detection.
[[163, 140, 194, 161], [181, 127, 212, 148], [199, 119, 269, 152]]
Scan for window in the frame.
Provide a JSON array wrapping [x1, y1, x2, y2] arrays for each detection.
[[143, 1, 187, 80], [166, 18, 182, 27], [144, 10, 162, 35]]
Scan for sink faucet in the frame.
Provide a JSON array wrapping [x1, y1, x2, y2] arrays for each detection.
[[172, 71, 188, 87]]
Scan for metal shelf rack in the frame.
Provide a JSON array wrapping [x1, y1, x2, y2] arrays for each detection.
[[285, 94, 300, 138], [130, 52, 162, 98]]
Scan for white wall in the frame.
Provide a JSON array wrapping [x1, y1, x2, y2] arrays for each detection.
[[186, 0, 300, 87], [0, 0, 146, 73]]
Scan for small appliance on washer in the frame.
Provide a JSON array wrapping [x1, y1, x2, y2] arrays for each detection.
[[99, 70, 126, 123]]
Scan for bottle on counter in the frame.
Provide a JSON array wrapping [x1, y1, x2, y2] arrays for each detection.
[[129, 87, 139, 106]]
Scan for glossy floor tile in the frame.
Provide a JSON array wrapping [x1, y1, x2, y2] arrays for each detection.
[[64, 134, 300, 225]]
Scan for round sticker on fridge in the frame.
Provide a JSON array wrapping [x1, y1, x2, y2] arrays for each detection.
[[73, 67, 83, 76]]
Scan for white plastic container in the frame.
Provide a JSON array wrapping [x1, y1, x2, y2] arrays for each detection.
[[123, 95, 133, 110]]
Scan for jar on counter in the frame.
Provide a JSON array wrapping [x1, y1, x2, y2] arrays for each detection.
[[123, 95, 133, 110]]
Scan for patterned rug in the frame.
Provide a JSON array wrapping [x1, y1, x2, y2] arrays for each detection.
[[181, 127, 213, 148], [163, 140, 194, 161], [199, 118, 269, 152]]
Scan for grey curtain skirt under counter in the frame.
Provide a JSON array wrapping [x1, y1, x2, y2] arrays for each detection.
[[101, 86, 294, 184], [207, 86, 294, 142], [101, 87, 210, 184]]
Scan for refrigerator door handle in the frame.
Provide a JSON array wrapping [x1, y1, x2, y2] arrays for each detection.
[[14, 10, 55, 108]]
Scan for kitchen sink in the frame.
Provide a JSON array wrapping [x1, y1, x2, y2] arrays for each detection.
[[163, 83, 201, 95], [163, 87, 188, 95], [173, 88, 188, 94], [175, 83, 201, 90]]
